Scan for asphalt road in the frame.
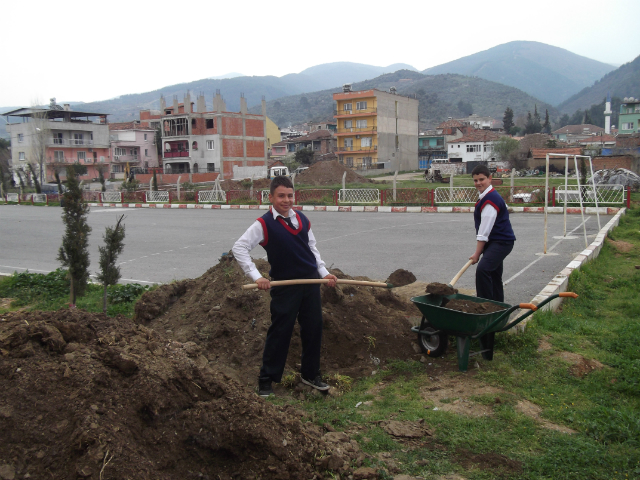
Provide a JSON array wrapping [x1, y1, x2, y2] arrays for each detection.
[[0, 205, 611, 305]]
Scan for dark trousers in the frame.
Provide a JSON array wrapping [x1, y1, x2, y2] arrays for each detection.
[[259, 283, 323, 383], [476, 241, 514, 302]]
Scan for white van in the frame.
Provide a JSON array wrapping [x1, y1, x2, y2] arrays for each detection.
[[268, 166, 289, 179]]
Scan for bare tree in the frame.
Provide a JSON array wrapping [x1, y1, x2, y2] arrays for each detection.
[[29, 106, 50, 186]]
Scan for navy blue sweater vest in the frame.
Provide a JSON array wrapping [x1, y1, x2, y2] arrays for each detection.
[[474, 189, 516, 243], [257, 210, 318, 280]]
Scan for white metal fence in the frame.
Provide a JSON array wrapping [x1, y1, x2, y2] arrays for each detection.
[[32, 194, 47, 203], [6, 193, 19, 202], [555, 184, 625, 204], [146, 191, 169, 203], [434, 187, 479, 204], [261, 190, 270, 204], [101, 192, 122, 203], [198, 190, 227, 203], [338, 189, 380, 204]]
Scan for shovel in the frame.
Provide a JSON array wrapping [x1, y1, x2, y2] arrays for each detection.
[[426, 259, 473, 306], [242, 279, 392, 290]]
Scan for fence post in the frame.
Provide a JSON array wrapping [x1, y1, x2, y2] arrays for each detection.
[[120, 192, 123, 203], [627, 186, 631, 208], [169, 191, 172, 204], [195, 190, 199, 204], [334, 190, 338, 206], [431, 189, 435, 207], [552, 187, 556, 207]]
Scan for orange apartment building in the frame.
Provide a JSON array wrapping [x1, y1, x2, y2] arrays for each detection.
[[160, 91, 268, 179], [333, 85, 419, 171]]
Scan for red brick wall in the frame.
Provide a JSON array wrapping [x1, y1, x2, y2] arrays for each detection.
[[246, 160, 266, 166], [593, 156, 633, 170], [224, 161, 243, 177], [140, 111, 150, 120], [246, 140, 265, 158], [136, 172, 220, 184], [223, 139, 244, 157], [191, 117, 205, 135], [245, 119, 264, 137], [222, 117, 243, 136]]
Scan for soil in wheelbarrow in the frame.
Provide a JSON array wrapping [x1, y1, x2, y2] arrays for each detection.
[[443, 298, 507, 314], [133, 253, 417, 388]]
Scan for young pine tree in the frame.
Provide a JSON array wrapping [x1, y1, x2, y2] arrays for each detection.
[[502, 107, 514, 134], [57, 166, 92, 306], [97, 215, 126, 313], [28, 163, 42, 193], [98, 167, 106, 193], [152, 170, 158, 191]]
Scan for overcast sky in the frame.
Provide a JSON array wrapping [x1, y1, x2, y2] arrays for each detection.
[[2, 0, 639, 108]]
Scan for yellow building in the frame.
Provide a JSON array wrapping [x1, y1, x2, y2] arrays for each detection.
[[333, 86, 418, 171], [265, 116, 282, 151]]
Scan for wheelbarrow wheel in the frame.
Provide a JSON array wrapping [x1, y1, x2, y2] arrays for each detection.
[[418, 317, 448, 357]]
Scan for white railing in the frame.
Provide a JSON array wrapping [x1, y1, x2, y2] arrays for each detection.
[[556, 184, 625, 204], [32, 194, 47, 203], [261, 190, 270, 204], [146, 191, 169, 203], [49, 138, 95, 146], [6, 193, 19, 202], [338, 189, 380, 204], [198, 190, 227, 203], [434, 187, 479, 204], [101, 192, 122, 203]]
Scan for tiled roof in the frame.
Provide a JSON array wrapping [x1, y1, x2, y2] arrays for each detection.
[[287, 130, 333, 143], [529, 148, 582, 159], [109, 122, 154, 131], [552, 124, 604, 135], [579, 134, 616, 143], [438, 119, 464, 129], [452, 130, 504, 143]]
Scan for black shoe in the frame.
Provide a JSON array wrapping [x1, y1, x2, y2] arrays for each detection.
[[258, 378, 274, 398], [301, 375, 330, 391]]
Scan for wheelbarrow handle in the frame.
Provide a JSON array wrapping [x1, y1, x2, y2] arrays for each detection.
[[472, 292, 578, 339]]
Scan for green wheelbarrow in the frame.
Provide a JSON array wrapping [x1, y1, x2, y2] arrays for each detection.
[[410, 292, 578, 372]]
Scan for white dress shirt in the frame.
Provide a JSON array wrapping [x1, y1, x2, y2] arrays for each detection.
[[232, 208, 330, 281], [476, 185, 498, 242]]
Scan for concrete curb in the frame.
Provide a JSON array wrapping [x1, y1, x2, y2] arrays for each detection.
[[513, 207, 627, 332], [85, 203, 623, 215]]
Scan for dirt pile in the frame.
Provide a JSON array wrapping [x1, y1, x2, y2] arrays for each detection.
[[296, 160, 373, 186], [0, 309, 369, 479], [133, 254, 416, 388], [385, 269, 416, 288]]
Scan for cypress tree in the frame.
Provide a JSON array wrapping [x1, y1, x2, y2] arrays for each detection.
[[57, 165, 92, 306], [543, 109, 551, 134], [97, 215, 126, 313], [152, 170, 158, 191], [503, 107, 514, 134], [98, 167, 106, 193]]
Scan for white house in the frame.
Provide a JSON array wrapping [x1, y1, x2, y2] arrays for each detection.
[[447, 130, 504, 163]]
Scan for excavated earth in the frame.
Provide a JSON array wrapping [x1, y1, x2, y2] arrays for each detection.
[[0, 258, 419, 480], [294, 160, 373, 186]]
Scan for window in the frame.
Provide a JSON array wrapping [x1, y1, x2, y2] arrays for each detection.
[[53, 133, 63, 144], [54, 151, 64, 162], [17, 133, 24, 142], [144, 133, 148, 141], [207, 163, 216, 172], [466, 144, 481, 152], [206, 118, 214, 129], [145, 149, 149, 157], [484, 144, 492, 152], [621, 122, 634, 130], [207, 140, 214, 150], [356, 101, 367, 110], [90, 133, 93, 141], [344, 138, 353, 147], [112, 164, 123, 173], [115, 147, 126, 156], [77, 151, 86, 162], [192, 141, 198, 151], [19, 152, 25, 161], [343, 103, 352, 111], [74, 133, 84, 145], [436, 138, 444, 146], [361, 137, 372, 147], [129, 149, 137, 156], [362, 156, 372, 167], [356, 119, 367, 129], [346, 157, 353, 167], [344, 120, 353, 129]]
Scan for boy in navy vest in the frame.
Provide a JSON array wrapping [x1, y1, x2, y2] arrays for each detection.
[[232, 176, 338, 397], [469, 165, 516, 360], [469, 164, 516, 302]]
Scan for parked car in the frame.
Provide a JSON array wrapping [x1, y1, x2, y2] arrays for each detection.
[[40, 183, 68, 194]]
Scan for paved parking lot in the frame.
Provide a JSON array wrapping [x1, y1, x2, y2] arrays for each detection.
[[0, 206, 612, 305]]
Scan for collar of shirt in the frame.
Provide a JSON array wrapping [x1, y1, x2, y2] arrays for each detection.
[[479, 184, 494, 200], [270, 208, 298, 227]]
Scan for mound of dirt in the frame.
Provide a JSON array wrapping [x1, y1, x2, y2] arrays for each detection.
[[296, 160, 373, 186], [0, 309, 368, 479], [217, 178, 271, 191], [133, 254, 416, 387], [425, 282, 457, 296], [385, 269, 416, 288], [443, 299, 506, 314]]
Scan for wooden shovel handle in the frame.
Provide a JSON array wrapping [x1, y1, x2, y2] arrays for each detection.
[[449, 260, 474, 287], [242, 279, 390, 290]]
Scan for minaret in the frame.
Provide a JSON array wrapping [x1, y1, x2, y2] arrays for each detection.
[[604, 91, 612, 134]]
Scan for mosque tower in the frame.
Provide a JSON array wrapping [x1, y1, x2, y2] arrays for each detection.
[[604, 91, 612, 134]]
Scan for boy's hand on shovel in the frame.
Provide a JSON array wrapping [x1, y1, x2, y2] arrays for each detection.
[[256, 277, 271, 290], [324, 274, 338, 288]]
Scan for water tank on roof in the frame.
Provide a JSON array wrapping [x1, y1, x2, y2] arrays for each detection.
[[343, 84, 352, 93]]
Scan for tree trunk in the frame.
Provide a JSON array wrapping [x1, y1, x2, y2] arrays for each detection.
[[103, 284, 108, 314], [70, 277, 76, 308]]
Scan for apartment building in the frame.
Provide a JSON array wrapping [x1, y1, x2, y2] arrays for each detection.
[[619, 97, 640, 134], [333, 85, 419, 171], [3, 99, 109, 182], [160, 91, 268, 179], [109, 122, 160, 178]]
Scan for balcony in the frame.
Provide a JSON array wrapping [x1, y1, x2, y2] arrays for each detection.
[[336, 126, 377, 135], [336, 145, 377, 154], [164, 151, 190, 158], [113, 155, 139, 163], [334, 107, 377, 117], [48, 138, 98, 147]]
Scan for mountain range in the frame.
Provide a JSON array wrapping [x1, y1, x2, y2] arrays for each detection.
[[1, 42, 637, 139]]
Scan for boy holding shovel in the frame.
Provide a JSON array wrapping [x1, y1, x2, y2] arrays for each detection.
[[232, 176, 337, 397]]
